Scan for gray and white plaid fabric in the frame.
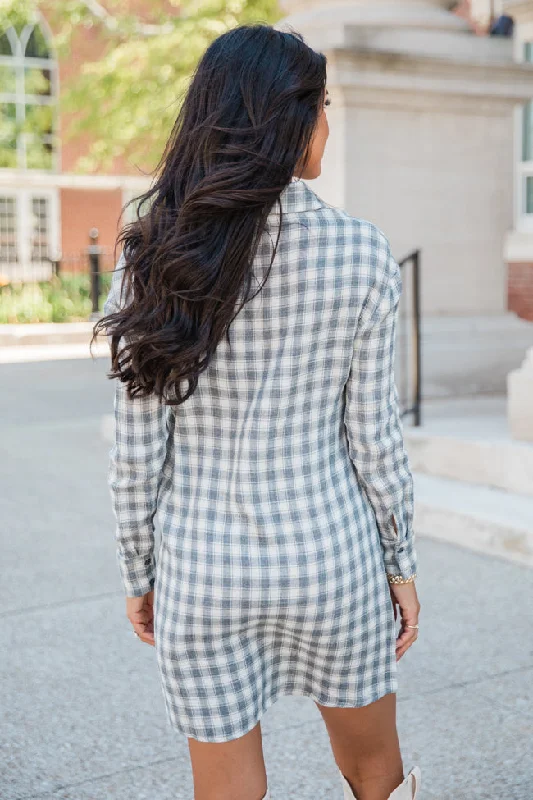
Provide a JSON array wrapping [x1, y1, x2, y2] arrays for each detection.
[[104, 178, 417, 742]]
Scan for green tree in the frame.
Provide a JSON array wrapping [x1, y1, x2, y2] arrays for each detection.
[[0, 0, 281, 173]]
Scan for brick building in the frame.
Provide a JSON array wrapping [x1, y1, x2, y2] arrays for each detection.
[[2, 0, 533, 328], [0, 2, 157, 281], [453, 1, 533, 323]]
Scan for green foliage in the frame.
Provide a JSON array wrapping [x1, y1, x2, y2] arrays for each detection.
[[0, 0, 41, 31], [0, 1, 283, 321], [62, 0, 281, 173], [0, 271, 113, 323], [0, 0, 282, 173]]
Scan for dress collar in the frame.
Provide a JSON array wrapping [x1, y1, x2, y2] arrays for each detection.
[[269, 178, 324, 218]]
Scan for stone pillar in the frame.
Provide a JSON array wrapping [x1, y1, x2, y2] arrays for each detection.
[[278, 0, 533, 398], [508, 347, 533, 442], [281, 0, 471, 36], [282, 0, 463, 20]]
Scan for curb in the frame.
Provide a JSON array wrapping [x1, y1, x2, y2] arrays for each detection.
[[413, 472, 533, 569], [0, 341, 110, 364], [0, 322, 102, 347]]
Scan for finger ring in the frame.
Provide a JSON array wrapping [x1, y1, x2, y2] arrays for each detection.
[[406, 624, 419, 630]]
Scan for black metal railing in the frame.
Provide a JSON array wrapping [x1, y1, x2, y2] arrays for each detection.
[[397, 249, 422, 427], [1, 233, 422, 424], [0, 229, 115, 324]]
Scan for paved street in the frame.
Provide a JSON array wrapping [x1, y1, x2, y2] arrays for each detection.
[[2, 357, 533, 800]]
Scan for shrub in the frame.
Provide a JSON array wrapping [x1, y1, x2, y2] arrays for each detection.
[[0, 272, 113, 324]]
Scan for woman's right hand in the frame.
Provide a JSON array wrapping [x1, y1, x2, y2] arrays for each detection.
[[389, 582, 420, 661]]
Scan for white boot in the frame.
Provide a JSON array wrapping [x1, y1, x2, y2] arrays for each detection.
[[338, 765, 421, 799]]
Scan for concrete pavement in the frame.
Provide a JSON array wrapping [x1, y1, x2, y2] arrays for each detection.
[[0, 322, 109, 364], [0, 322, 97, 347], [2, 356, 533, 799]]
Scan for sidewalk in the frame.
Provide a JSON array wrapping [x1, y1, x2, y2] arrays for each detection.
[[0, 322, 109, 363], [0, 322, 97, 346], [1, 359, 533, 799], [405, 396, 533, 569], [102, 394, 533, 570]]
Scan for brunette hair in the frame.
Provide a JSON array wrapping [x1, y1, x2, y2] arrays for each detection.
[[91, 24, 327, 405]]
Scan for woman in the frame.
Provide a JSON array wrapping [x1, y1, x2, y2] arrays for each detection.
[[94, 24, 421, 800]]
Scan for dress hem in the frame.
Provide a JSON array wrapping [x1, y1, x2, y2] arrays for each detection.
[[165, 682, 399, 744]]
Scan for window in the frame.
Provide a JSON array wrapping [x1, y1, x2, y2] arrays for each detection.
[[0, 19, 58, 171], [519, 43, 533, 224], [0, 188, 59, 281], [31, 196, 51, 262], [0, 196, 17, 265]]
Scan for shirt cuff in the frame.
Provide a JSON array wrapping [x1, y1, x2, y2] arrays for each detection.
[[381, 536, 418, 580], [117, 552, 155, 598]]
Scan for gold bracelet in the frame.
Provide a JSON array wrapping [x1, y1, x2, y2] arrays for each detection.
[[387, 573, 417, 585]]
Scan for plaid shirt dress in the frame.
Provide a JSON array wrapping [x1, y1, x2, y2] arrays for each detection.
[[104, 178, 418, 743]]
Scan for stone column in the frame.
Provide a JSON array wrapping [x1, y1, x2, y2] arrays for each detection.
[[508, 347, 533, 442], [278, 0, 533, 398], [281, 0, 470, 34]]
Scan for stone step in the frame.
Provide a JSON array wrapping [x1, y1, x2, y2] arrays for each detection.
[[414, 472, 533, 567], [405, 427, 533, 497], [98, 417, 533, 567], [404, 396, 533, 497]]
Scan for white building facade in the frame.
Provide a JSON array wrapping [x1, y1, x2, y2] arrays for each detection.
[[280, 0, 533, 398], [503, 2, 533, 295]]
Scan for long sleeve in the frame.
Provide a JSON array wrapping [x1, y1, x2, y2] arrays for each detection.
[[103, 254, 173, 598], [344, 229, 417, 580]]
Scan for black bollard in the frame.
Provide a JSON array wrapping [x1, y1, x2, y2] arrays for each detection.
[[88, 227, 102, 320]]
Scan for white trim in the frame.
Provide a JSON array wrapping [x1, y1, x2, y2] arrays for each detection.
[[504, 228, 533, 260], [514, 104, 523, 226], [0, 169, 153, 191]]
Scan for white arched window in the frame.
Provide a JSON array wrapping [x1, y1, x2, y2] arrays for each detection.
[[0, 18, 58, 170]]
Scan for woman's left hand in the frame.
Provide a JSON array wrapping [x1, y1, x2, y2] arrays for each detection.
[[127, 590, 155, 647], [389, 582, 420, 661]]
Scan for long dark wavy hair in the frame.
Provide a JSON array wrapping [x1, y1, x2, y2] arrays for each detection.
[[91, 24, 327, 406]]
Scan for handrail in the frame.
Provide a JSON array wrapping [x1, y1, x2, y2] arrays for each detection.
[[397, 249, 422, 428]]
